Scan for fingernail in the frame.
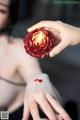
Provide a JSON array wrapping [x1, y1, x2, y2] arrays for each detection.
[[27, 28, 30, 31], [27, 28, 31, 32], [50, 51, 57, 57]]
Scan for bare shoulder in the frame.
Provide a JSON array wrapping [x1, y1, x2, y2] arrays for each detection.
[[9, 37, 40, 73], [11, 37, 24, 47], [10, 37, 32, 59], [10, 37, 24, 51]]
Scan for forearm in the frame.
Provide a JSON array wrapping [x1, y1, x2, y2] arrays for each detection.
[[71, 27, 80, 45], [8, 91, 24, 113], [77, 28, 80, 44], [26, 73, 62, 104]]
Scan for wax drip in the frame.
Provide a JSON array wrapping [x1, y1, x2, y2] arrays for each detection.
[[34, 79, 43, 83]]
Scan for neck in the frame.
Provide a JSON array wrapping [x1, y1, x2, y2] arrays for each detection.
[[0, 35, 9, 46]]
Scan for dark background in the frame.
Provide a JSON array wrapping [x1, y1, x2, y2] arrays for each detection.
[[11, 0, 80, 119]]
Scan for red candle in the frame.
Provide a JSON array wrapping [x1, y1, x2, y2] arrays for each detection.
[[23, 28, 57, 58]]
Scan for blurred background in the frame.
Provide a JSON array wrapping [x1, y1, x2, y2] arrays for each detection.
[[11, 0, 80, 119]]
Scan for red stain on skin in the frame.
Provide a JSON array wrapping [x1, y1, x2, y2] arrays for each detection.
[[34, 79, 43, 83]]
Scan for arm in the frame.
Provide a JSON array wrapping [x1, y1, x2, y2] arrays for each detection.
[[15, 39, 71, 120], [27, 20, 80, 57], [8, 91, 25, 113]]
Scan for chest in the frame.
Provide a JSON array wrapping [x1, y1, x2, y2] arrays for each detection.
[[0, 46, 18, 77]]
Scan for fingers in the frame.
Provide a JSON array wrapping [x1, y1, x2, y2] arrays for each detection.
[[45, 27, 61, 40], [22, 102, 30, 120], [36, 94, 56, 120], [22, 109, 29, 120], [29, 100, 40, 120], [27, 21, 63, 32], [49, 40, 69, 57], [57, 114, 64, 120], [45, 93, 71, 120]]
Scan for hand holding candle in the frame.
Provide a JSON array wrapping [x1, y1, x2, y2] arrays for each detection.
[[23, 28, 58, 58]]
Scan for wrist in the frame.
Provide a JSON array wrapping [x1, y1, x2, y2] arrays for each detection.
[[26, 73, 61, 103], [27, 73, 51, 91], [78, 28, 80, 44], [71, 27, 80, 45]]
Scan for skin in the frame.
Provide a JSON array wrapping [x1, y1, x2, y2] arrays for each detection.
[[0, 2, 71, 120], [0, 0, 9, 30], [28, 20, 80, 57]]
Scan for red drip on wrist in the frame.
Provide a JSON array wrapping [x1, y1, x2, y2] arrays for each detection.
[[34, 79, 43, 83]]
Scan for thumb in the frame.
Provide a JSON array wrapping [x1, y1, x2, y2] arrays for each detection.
[[49, 40, 69, 57]]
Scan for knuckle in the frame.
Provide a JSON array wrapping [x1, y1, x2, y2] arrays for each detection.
[[34, 90, 45, 99], [30, 102, 36, 110], [37, 89, 44, 96], [27, 96, 33, 103]]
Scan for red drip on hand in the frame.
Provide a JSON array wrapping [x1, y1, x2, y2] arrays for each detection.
[[34, 79, 43, 83]]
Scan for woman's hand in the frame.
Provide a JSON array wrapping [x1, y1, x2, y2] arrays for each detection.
[[22, 90, 71, 120], [27, 21, 80, 57]]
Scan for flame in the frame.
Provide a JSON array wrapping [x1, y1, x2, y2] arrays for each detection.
[[32, 31, 46, 46]]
